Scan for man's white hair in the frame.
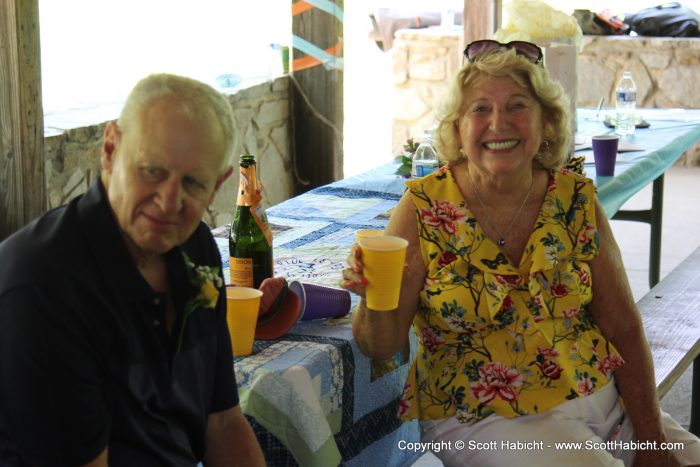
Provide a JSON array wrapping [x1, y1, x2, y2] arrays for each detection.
[[118, 73, 235, 173]]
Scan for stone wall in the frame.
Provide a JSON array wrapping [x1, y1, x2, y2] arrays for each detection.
[[43, 76, 294, 228], [45, 122, 106, 210], [578, 36, 700, 166], [215, 76, 293, 227], [392, 30, 700, 166], [578, 36, 700, 109]]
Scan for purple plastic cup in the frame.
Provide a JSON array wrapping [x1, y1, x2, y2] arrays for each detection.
[[592, 135, 619, 176], [288, 280, 351, 321]]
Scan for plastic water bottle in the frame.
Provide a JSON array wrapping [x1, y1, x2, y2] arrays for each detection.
[[411, 132, 439, 178], [268, 43, 284, 78], [441, 9, 455, 28], [615, 71, 637, 136]]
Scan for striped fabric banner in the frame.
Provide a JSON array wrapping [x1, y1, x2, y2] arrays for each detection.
[[291, 0, 343, 72]]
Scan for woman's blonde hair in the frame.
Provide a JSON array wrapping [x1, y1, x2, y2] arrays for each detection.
[[434, 48, 571, 169]]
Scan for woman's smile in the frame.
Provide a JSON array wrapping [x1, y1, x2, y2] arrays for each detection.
[[483, 139, 520, 151], [458, 75, 544, 176]]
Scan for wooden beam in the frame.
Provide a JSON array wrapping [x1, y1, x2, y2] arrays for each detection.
[[291, 0, 344, 194], [463, 0, 500, 45], [0, 0, 45, 240]]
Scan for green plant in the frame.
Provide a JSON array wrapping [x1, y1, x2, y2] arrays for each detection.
[[393, 138, 420, 178]]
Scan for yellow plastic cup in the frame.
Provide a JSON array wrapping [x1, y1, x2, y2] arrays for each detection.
[[355, 229, 385, 242], [359, 235, 409, 311], [226, 286, 263, 356]]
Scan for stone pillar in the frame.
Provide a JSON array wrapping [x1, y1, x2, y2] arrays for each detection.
[[392, 27, 462, 153]]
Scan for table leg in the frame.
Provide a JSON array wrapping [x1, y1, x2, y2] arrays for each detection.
[[611, 174, 665, 288], [648, 175, 664, 288], [691, 357, 700, 436]]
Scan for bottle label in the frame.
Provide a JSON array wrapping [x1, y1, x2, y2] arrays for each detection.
[[616, 91, 636, 103], [237, 163, 273, 247], [414, 161, 439, 177], [236, 171, 262, 207], [229, 257, 254, 287], [251, 204, 273, 246]]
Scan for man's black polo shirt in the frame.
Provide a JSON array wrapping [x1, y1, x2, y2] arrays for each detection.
[[0, 181, 238, 466]]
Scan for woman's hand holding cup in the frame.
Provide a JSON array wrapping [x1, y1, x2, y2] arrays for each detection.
[[340, 244, 368, 297], [342, 234, 409, 311]]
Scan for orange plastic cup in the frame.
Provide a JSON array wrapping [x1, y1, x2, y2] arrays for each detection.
[[226, 286, 263, 356], [359, 235, 408, 311]]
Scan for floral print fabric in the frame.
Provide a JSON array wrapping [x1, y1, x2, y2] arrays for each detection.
[[399, 166, 624, 423]]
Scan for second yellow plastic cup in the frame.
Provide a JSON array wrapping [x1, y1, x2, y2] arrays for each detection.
[[226, 286, 263, 356], [359, 235, 408, 311], [355, 229, 385, 242]]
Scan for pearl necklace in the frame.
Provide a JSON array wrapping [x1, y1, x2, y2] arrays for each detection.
[[467, 170, 535, 247]]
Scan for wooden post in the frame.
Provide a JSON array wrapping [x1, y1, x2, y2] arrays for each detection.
[[463, 0, 501, 45], [0, 0, 45, 240], [291, 0, 344, 194]]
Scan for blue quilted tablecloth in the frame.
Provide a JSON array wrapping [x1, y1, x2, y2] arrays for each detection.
[[213, 177, 419, 467]]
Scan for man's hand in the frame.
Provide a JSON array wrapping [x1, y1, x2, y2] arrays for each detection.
[[204, 406, 265, 466]]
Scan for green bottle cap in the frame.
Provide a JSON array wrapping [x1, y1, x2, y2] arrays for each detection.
[[240, 154, 256, 167]]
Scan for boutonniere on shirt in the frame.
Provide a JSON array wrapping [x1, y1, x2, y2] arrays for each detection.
[[177, 252, 223, 352]]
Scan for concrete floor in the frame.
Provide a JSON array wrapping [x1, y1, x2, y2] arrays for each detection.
[[411, 165, 700, 466]]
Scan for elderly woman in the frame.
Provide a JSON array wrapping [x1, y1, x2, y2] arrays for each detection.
[[341, 40, 700, 466]]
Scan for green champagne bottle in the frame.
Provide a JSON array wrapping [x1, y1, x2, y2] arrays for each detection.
[[229, 154, 273, 288]]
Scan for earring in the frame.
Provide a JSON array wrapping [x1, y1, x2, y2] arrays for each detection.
[[535, 140, 551, 161]]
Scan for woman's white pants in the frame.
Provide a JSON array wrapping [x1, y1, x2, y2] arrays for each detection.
[[420, 381, 700, 466]]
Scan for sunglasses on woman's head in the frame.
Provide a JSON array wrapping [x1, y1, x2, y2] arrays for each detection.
[[463, 40, 543, 65]]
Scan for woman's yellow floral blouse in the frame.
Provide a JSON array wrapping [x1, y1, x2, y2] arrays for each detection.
[[399, 166, 624, 423]]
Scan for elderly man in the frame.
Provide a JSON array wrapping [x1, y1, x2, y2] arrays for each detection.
[[0, 74, 265, 466]]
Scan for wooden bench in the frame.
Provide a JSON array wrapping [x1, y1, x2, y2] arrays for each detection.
[[638, 246, 700, 435]]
